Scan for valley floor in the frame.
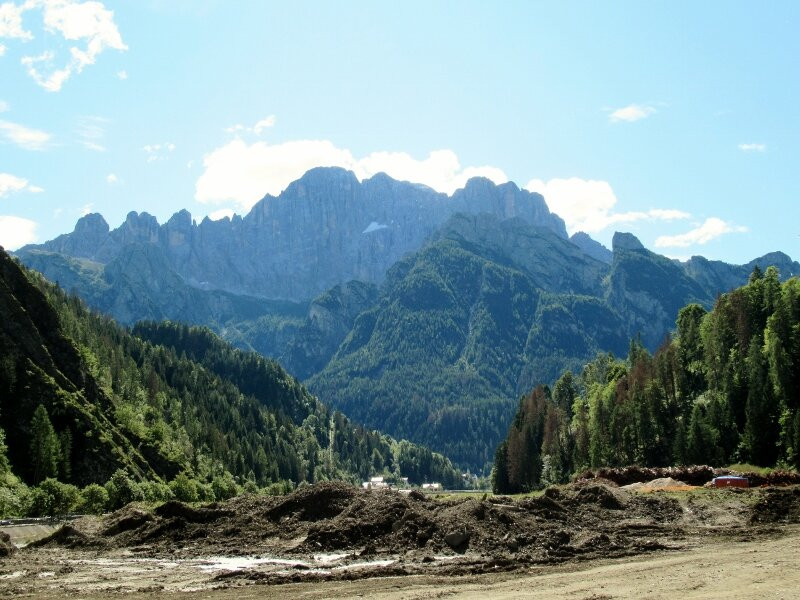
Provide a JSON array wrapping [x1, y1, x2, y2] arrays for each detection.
[[2, 527, 798, 599], [2, 482, 799, 599]]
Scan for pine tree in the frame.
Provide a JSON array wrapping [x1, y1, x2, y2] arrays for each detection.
[[30, 405, 61, 484]]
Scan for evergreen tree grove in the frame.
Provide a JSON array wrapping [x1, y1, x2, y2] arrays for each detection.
[[492, 270, 800, 493]]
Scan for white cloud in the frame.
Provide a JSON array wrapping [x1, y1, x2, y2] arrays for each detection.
[[143, 142, 176, 162], [738, 143, 766, 152], [609, 104, 657, 123], [524, 177, 689, 234], [0, 172, 43, 196], [654, 217, 748, 248], [79, 202, 92, 216], [253, 115, 276, 134], [0, 118, 52, 150], [105, 172, 117, 184], [0, 215, 37, 250], [225, 115, 277, 136], [0, 2, 32, 39], [0, 172, 28, 196], [0, 100, 9, 112], [207, 208, 235, 221], [116, 68, 126, 79], [75, 115, 107, 151], [195, 138, 508, 211], [3, 0, 127, 92], [0, 43, 6, 56]]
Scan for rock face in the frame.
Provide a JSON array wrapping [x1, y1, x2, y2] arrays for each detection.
[[606, 233, 800, 350], [280, 280, 379, 380], [24, 168, 567, 301], [570, 231, 612, 264]]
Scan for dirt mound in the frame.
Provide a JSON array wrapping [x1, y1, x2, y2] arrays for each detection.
[[578, 466, 715, 486], [574, 484, 628, 509], [265, 481, 358, 522], [102, 507, 154, 536], [0, 531, 14, 557], [623, 477, 694, 492], [154, 500, 231, 523], [29, 524, 97, 549], [750, 487, 800, 524]]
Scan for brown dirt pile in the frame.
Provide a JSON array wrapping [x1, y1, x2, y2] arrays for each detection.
[[23, 481, 800, 583], [36, 482, 683, 564]]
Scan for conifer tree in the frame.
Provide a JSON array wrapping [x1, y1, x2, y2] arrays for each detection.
[[30, 405, 61, 484]]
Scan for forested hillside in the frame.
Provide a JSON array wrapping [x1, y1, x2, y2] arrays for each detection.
[[0, 248, 461, 515], [492, 267, 800, 493]]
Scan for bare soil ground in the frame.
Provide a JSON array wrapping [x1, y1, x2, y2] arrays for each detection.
[[1, 481, 799, 598]]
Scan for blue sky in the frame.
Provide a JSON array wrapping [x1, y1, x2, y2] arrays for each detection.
[[1, 1, 798, 264]]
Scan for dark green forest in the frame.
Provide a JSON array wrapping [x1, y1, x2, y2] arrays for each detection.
[[493, 267, 800, 493], [0, 249, 461, 516]]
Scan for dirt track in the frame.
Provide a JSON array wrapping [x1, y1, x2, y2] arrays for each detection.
[[2, 482, 799, 598]]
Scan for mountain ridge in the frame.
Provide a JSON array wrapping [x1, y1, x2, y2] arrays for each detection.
[[22, 168, 567, 302]]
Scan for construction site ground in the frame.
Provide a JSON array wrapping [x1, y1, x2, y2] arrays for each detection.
[[1, 480, 799, 598]]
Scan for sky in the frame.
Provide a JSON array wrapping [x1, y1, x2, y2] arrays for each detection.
[[1, 1, 798, 264]]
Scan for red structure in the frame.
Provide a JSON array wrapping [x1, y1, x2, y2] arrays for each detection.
[[712, 475, 749, 488]]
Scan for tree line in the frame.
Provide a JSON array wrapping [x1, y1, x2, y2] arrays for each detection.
[[493, 267, 800, 493]]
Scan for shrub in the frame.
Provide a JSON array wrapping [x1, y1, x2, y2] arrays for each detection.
[[105, 469, 144, 510], [140, 480, 174, 504], [79, 483, 109, 514], [169, 473, 199, 503], [211, 473, 239, 501], [27, 478, 80, 517]]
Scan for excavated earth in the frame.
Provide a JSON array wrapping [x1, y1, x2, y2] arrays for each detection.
[[2, 481, 800, 596]]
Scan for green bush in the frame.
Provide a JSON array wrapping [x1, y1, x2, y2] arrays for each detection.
[[27, 478, 80, 517], [0, 473, 30, 518], [79, 483, 109, 514], [105, 469, 144, 510], [169, 473, 199, 502], [140, 480, 174, 504], [211, 473, 239, 501]]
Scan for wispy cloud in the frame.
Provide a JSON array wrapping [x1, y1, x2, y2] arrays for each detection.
[[0, 100, 8, 112], [196, 138, 508, 211], [609, 104, 657, 123], [3, 0, 127, 91], [225, 115, 277, 136], [654, 217, 748, 248], [75, 115, 109, 151], [116, 69, 127, 80], [106, 173, 118, 184], [738, 143, 766, 152], [0, 172, 44, 197], [0, 119, 52, 150], [0, 215, 37, 250], [524, 177, 689, 234], [143, 142, 176, 162]]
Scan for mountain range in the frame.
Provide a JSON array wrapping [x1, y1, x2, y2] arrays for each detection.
[[0, 247, 462, 489], [16, 168, 800, 471]]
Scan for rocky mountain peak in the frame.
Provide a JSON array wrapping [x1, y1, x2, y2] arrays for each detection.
[[612, 231, 645, 252], [570, 231, 612, 264], [167, 209, 193, 230], [73, 212, 110, 236]]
